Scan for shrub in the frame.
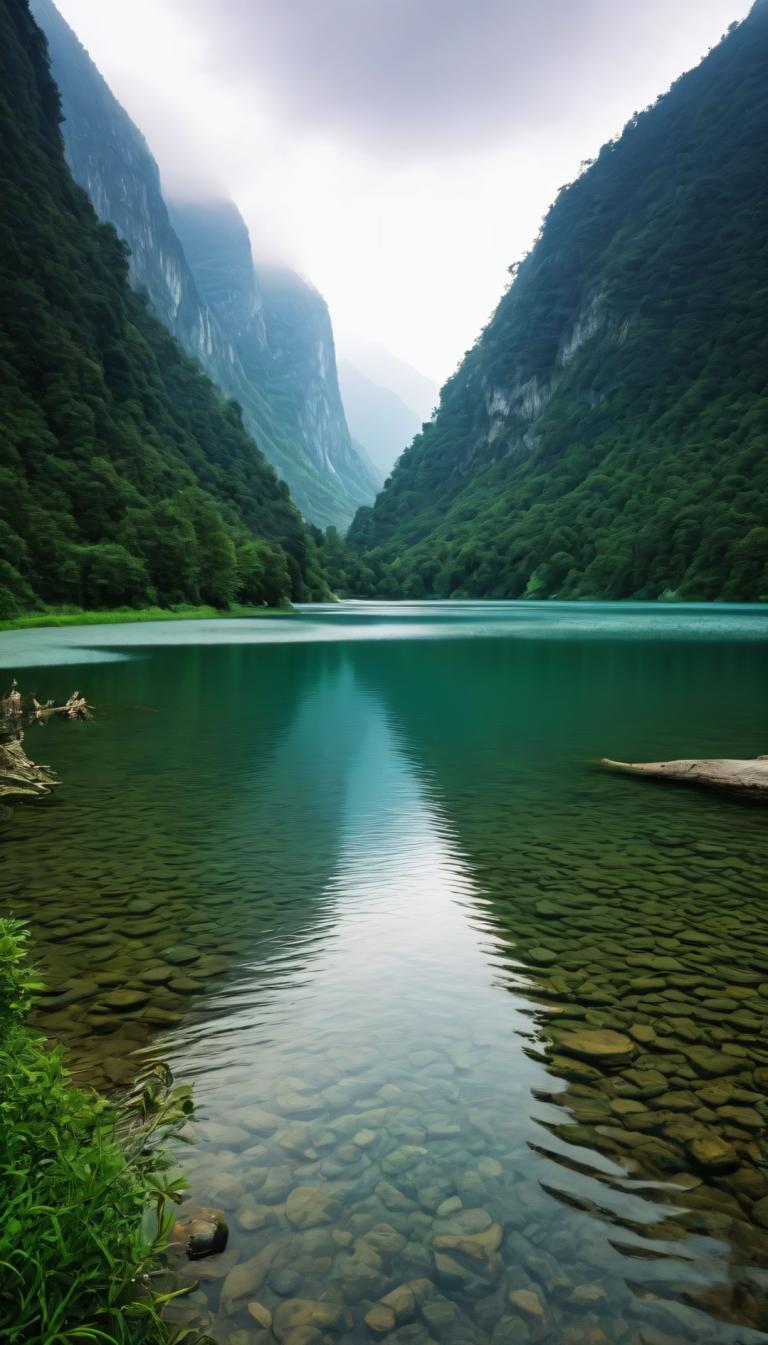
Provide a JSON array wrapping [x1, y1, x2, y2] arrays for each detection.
[[0, 918, 195, 1344]]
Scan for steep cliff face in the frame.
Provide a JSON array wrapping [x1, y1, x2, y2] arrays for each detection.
[[172, 202, 380, 526], [28, 0, 238, 385], [350, 3, 768, 602], [0, 0, 328, 617], [32, 0, 376, 531]]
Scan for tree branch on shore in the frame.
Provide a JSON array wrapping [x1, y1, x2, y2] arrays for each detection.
[[0, 681, 92, 808]]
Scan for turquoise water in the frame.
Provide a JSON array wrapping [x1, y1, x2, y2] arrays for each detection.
[[2, 601, 768, 1345]]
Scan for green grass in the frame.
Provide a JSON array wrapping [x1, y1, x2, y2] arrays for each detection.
[[0, 918, 197, 1344], [0, 603, 297, 632]]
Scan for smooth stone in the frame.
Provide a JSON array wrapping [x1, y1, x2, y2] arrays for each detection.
[[508, 1288, 545, 1320], [270, 1269, 302, 1297], [247, 1302, 273, 1330], [221, 1244, 276, 1310], [285, 1184, 339, 1229], [555, 1028, 635, 1064], [687, 1134, 740, 1172], [164, 945, 201, 966], [140, 965, 174, 985], [169, 975, 201, 994], [752, 1196, 768, 1229], [172, 1207, 228, 1260], [272, 1299, 349, 1340], [100, 987, 149, 1012], [364, 1305, 396, 1335]]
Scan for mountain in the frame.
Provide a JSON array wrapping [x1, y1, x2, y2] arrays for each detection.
[[349, 4, 768, 602], [343, 342, 439, 425], [338, 359, 423, 478], [28, 0, 240, 395], [170, 200, 381, 525], [31, 0, 377, 532], [0, 0, 328, 618]]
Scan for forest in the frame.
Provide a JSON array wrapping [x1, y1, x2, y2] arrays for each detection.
[[0, 0, 329, 620], [346, 5, 768, 603]]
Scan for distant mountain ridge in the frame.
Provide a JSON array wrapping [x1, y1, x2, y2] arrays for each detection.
[[349, 3, 768, 601], [338, 359, 423, 478], [31, 0, 377, 531]]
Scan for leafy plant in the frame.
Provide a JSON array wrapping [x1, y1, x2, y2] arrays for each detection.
[[0, 918, 198, 1344]]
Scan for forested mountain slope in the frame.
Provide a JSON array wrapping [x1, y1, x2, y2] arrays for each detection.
[[349, 2, 768, 601], [0, 0, 328, 617], [171, 203, 381, 527], [32, 0, 377, 532]]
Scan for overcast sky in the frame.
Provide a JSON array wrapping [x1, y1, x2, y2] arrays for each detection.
[[55, 0, 750, 384]]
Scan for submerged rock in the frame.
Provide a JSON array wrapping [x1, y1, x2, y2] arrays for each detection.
[[554, 1028, 635, 1065]]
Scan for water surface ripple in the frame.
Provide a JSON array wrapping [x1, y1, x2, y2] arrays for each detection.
[[1, 601, 768, 1345]]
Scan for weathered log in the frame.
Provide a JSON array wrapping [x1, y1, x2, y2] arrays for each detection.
[[1, 682, 90, 811], [601, 755, 768, 798]]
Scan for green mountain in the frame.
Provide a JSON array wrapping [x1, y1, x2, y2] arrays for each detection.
[[349, 4, 768, 602], [31, 0, 377, 532], [170, 203, 382, 526], [0, 0, 328, 618]]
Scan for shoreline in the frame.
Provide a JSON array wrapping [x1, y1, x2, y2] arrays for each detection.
[[0, 603, 297, 633]]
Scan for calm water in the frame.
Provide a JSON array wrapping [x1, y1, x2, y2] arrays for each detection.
[[2, 601, 768, 1345]]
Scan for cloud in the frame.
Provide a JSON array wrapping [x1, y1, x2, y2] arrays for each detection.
[[168, 0, 744, 158]]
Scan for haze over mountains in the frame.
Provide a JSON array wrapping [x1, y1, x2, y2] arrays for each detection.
[[31, 0, 380, 532], [0, 0, 330, 616], [348, 2, 768, 602], [338, 354, 438, 480]]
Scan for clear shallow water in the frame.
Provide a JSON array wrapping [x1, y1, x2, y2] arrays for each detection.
[[2, 601, 768, 1345]]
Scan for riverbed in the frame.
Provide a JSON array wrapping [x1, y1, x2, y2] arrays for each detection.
[[2, 600, 768, 1345]]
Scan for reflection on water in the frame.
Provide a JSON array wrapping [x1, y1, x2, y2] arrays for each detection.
[[1, 602, 768, 1345]]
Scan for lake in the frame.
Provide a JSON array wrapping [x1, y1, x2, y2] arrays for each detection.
[[2, 600, 768, 1345]]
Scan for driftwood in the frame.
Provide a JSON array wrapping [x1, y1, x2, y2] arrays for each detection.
[[601, 755, 768, 799], [0, 681, 92, 809]]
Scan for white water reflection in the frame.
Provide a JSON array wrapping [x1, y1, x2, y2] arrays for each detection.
[[1, 599, 767, 669]]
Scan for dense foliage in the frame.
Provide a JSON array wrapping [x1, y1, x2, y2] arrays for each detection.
[[0, 918, 193, 1343], [0, 0, 328, 618], [349, 4, 768, 602]]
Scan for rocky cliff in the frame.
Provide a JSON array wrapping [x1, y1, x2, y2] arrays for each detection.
[[32, 0, 376, 531]]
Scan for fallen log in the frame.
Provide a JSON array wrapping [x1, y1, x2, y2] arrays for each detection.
[[601, 755, 768, 799], [1, 681, 91, 812]]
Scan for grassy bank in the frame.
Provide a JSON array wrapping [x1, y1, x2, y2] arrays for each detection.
[[0, 918, 193, 1343], [0, 602, 297, 632]]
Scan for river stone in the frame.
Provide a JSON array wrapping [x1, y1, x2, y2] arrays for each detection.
[[366, 1223, 408, 1258], [365, 1304, 396, 1335], [247, 1301, 273, 1330], [508, 1288, 545, 1319], [272, 1299, 349, 1340], [687, 1134, 740, 1172], [164, 945, 201, 966], [100, 987, 149, 1012], [270, 1269, 302, 1297], [555, 1027, 635, 1064], [380, 1284, 417, 1324], [140, 964, 174, 985], [285, 1184, 338, 1228], [172, 1207, 229, 1260], [169, 975, 201, 994], [752, 1196, 768, 1229], [221, 1244, 276, 1310]]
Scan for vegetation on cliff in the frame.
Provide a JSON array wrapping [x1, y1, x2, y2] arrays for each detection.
[[0, 0, 328, 620], [349, 4, 768, 602]]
